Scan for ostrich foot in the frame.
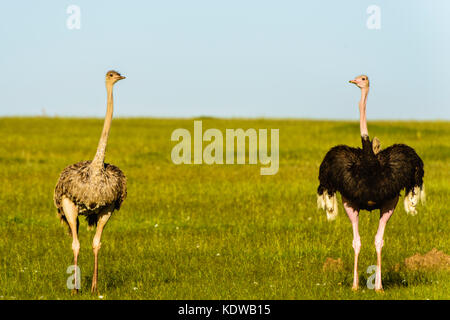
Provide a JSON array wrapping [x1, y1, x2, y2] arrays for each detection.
[[375, 287, 384, 294], [91, 281, 97, 293], [71, 288, 79, 295], [351, 285, 359, 291]]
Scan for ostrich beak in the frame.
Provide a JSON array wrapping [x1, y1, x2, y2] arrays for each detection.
[[349, 79, 357, 84], [119, 76, 126, 80]]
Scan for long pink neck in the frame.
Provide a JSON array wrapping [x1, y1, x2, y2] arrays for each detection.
[[359, 88, 369, 137], [92, 84, 114, 169]]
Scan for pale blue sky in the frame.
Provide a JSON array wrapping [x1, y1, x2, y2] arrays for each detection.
[[0, 1, 449, 119]]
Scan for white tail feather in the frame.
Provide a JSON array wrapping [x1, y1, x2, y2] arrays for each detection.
[[317, 193, 325, 210], [317, 191, 338, 221], [420, 184, 426, 205], [404, 184, 425, 216]]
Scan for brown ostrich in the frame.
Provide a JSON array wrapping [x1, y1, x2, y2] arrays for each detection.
[[54, 70, 127, 293]]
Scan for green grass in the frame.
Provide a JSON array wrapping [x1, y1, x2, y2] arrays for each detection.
[[0, 117, 449, 300]]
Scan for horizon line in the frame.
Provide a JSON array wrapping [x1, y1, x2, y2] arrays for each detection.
[[1, 115, 449, 122]]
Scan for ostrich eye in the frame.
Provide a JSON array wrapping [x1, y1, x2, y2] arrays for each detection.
[[362, 78, 366, 80], [110, 74, 113, 77]]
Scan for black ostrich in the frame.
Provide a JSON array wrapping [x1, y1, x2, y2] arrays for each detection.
[[317, 75, 425, 291]]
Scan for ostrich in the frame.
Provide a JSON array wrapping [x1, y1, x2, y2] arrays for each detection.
[[317, 75, 425, 291], [54, 70, 127, 293]]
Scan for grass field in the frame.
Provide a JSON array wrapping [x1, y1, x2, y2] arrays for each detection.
[[0, 117, 449, 300]]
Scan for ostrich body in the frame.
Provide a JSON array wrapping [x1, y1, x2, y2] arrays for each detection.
[[54, 70, 127, 293], [317, 75, 425, 291]]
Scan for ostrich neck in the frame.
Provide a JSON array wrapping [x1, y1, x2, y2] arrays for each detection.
[[359, 88, 369, 137], [92, 84, 114, 169], [359, 87, 377, 162]]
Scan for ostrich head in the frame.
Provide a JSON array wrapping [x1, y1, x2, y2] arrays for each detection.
[[349, 75, 369, 89], [105, 70, 126, 85]]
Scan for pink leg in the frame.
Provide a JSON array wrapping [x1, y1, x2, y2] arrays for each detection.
[[91, 208, 113, 293], [374, 196, 398, 292], [62, 198, 80, 294], [343, 197, 360, 290]]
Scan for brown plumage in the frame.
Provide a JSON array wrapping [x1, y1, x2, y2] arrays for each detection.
[[54, 160, 126, 228], [53, 70, 126, 293]]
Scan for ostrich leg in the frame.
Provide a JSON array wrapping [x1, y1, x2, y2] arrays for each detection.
[[343, 198, 360, 290], [374, 196, 398, 292], [91, 208, 113, 293], [62, 198, 80, 294]]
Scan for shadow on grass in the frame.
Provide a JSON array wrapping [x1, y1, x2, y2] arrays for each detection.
[[354, 270, 437, 291]]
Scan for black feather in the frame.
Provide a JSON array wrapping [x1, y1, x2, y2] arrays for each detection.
[[318, 135, 424, 211]]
